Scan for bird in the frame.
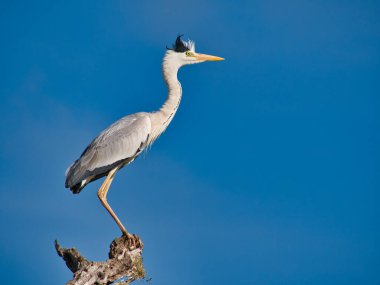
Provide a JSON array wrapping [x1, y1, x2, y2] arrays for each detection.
[[65, 35, 224, 243]]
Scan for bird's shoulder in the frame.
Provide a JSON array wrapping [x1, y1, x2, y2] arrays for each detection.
[[76, 113, 151, 170], [89, 112, 151, 150]]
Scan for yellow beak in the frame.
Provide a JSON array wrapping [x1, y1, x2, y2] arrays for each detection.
[[195, 53, 225, 61]]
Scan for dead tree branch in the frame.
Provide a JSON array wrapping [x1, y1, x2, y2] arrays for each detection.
[[55, 235, 145, 285]]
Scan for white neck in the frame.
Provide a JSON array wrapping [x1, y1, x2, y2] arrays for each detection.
[[149, 51, 183, 142]]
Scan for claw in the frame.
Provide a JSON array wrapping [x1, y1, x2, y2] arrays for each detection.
[[121, 232, 143, 250]]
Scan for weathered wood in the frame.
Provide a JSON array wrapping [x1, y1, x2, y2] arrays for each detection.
[[55, 234, 145, 285]]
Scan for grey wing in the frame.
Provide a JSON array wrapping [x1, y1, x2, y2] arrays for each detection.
[[65, 112, 151, 191]]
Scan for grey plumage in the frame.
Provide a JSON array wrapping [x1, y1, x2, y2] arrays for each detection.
[[65, 113, 151, 193]]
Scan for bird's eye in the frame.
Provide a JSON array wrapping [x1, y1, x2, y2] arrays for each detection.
[[185, 51, 193, 56]]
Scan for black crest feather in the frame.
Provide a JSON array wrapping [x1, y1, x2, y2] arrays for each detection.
[[167, 34, 191, 53]]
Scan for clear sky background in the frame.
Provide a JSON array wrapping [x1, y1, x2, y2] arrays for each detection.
[[0, 1, 379, 284]]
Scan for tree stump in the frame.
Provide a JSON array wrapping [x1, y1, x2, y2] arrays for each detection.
[[55, 234, 145, 285]]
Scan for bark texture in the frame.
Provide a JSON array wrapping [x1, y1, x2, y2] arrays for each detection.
[[55, 235, 145, 285]]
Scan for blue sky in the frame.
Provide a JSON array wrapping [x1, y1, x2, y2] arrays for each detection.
[[0, 1, 379, 284]]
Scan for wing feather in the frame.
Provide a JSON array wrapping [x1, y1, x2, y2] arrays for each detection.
[[65, 112, 151, 189]]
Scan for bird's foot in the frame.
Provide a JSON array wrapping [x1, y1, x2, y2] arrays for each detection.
[[122, 232, 144, 251]]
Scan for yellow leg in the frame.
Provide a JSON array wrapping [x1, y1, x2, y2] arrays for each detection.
[[97, 167, 132, 238]]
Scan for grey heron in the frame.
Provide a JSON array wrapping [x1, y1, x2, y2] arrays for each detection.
[[65, 35, 223, 243]]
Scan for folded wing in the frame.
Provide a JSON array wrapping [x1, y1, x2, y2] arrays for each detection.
[[65, 112, 151, 193]]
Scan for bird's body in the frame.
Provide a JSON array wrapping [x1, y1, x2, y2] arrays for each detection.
[[65, 112, 151, 193], [65, 35, 223, 240]]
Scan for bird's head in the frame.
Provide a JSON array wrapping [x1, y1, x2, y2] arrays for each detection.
[[164, 35, 224, 68]]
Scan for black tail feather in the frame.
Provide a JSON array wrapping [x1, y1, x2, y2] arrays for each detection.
[[70, 183, 85, 194]]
